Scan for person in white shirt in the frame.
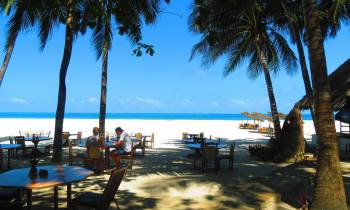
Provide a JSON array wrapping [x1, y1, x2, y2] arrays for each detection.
[[111, 127, 132, 167]]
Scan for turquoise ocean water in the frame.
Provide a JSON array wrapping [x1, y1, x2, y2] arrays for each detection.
[[0, 112, 313, 120]]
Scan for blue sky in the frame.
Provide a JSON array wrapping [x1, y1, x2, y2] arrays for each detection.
[[0, 1, 349, 114]]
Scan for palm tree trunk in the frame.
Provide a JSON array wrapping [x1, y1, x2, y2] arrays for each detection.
[[256, 46, 282, 139], [302, 0, 347, 209], [52, 3, 74, 163], [98, 49, 108, 138], [0, 40, 15, 87], [98, 0, 112, 139], [280, 1, 316, 126]]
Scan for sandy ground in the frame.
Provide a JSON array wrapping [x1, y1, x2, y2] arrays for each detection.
[[0, 119, 345, 210]]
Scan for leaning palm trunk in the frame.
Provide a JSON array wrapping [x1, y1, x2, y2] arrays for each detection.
[[52, 5, 74, 163], [98, 49, 108, 139], [302, 0, 347, 209], [257, 46, 282, 139], [280, 1, 316, 127], [0, 39, 16, 87]]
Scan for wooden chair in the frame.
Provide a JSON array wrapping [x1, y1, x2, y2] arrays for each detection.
[[133, 138, 146, 156], [144, 133, 155, 148], [62, 132, 70, 147], [202, 146, 219, 173], [134, 132, 142, 141], [72, 167, 127, 210], [0, 188, 24, 209], [199, 132, 204, 138], [14, 136, 33, 158], [218, 143, 235, 169], [182, 132, 189, 141], [70, 131, 82, 145], [84, 144, 104, 172], [119, 142, 135, 169]]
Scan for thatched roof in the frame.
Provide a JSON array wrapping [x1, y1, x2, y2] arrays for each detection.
[[253, 112, 272, 122], [296, 58, 350, 111], [241, 112, 264, 122]]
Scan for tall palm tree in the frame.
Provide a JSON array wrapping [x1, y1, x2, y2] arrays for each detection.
[[270, 0, 315, 122], [302, 0, 347, 209], [91, 0, 164, 139], [189, 1, 297, 140], [0, 0, 41, 87], [51, 0, 84, 162]]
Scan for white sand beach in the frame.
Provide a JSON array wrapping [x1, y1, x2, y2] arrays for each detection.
[[0, 118, 317, 146]]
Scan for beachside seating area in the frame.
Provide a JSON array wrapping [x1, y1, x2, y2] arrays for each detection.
[[1, 127, 346, 209], [0, 130, 157, 209]]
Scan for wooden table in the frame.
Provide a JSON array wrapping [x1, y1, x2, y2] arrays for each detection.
[[0, 144, 21, 171], [0, 165, 93, 210]]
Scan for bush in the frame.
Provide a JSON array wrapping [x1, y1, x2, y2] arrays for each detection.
[[248, 143, 281, 162]]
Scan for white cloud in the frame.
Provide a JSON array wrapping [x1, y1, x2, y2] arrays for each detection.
[[87, 97, 98, 103], [80, 97, 98, 104], [179, 98, 195, 106], [231, 99, 248, 106], [135, 97, 161, 107], [210, 101, 219, 107], [9, 98, 28, 104]]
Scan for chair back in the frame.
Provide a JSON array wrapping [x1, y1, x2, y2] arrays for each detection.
[[62, 132, 70, 141], [8, 136, 14, 144], [203, 146, 218, 161], [151, 133, 154, 144], [86, 144, 102, 159], [14, 136, 25, 147], [100, 167, 127, 210], [199, 132, 204, 138], [182, 132, 188, 140], [135, 133, 142, 141], [77, 131, 82, 142]]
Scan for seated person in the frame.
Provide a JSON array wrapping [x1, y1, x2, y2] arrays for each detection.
[[85, 127, 104, 172], [111, 127, 132, 167]]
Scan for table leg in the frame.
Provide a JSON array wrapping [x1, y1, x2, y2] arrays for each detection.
[[0, 149, 3, 172], [67, 184, 72, 208], [27, 189, 32, 210], [105, 147, 110, 168], [54, 186, 58, 210], [7, 149, 11, 170]]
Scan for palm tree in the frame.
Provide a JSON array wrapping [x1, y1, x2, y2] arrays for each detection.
[[0, 0, 41, 87], [271, 0, 315, 121], [189, 1, 298, 140], [91, 0, 164, 139], [51, 0, 83, 162], [302, 0, 347, 208]]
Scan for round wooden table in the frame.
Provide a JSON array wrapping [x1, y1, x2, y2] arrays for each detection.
[[0, 165, 93, 210], [0, 144, 21, 171]]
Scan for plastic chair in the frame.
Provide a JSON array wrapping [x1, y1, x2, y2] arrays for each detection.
[[72, 167, 127, 210]]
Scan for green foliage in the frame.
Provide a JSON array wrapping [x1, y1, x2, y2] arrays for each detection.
[[133, 43, 155, 57]]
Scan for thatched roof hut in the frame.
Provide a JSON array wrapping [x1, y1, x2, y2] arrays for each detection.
[[296, 58, 350, 111]]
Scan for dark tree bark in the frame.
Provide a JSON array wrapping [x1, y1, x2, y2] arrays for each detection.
[[257, 46, 282, 140], [98, 49, 108, 138], [281, 1, 316, 126], [0, 40, 15, 87], [302, 0, 347, 209], [52, 3, 74, 163], [279, 106, 305, 161]]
